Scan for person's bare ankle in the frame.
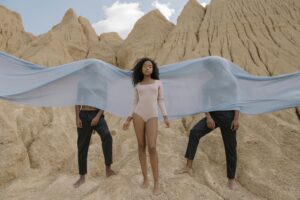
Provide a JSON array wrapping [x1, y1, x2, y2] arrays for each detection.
[[73, 175, 85, 188], [228, 179, 237, 190], [174, 165, 193, 175], [153, 181, 161, 195], [106, 168, 116, 177], [141, 178, 149, 189]]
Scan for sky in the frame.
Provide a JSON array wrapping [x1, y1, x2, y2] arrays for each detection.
[[0, 0, 211, 39]]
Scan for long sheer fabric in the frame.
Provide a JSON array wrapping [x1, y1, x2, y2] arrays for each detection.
[[0, 51, 299, 119]]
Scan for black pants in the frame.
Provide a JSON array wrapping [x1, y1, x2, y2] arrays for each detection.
[[185, 111, 237, 179], [77, 110, 113, 175]]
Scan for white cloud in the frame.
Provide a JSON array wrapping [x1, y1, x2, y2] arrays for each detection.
[[92, 1, 144, 39], [200, 2, 207, 7], [152, 1, 175, 20], [197, 0, 209, 7]]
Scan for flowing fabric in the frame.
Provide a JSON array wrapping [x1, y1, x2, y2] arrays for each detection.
[[0, 51, 299, 119]]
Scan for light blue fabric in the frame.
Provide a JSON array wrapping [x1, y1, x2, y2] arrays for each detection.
[[0, 51, 299, 119]]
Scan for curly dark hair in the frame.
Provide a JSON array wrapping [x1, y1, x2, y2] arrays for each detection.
[[132, 57, 159, 86]]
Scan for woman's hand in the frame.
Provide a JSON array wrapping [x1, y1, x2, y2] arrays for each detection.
[[123, 117, 132, 130], [163, 116, 170, 128]]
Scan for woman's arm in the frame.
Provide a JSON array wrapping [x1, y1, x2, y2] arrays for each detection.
[[158, 81, 169, 129], [123, 88, 138, 130], [125, 87, 138, 123], [158, 80, 168, 117], [128, 87, 138, 120]]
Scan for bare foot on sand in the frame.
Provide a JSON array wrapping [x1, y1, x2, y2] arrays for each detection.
[[153, 182, 162, 196], [141, 179, 149, 189], [228, 179, 238, 190], [73, 176, 85, 188], [174, 166, 194, 176], [106, 169, 117, 177]]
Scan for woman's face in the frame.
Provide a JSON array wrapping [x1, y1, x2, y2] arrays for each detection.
[[142, 60, 153, 76]]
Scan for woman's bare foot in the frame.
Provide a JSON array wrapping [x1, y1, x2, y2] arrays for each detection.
[[141, 179, 149, 189], [106, 168, 117, 177], [153, 182, 161, 195], [73, 176, 85, 188], [174, 166, 194, 176], [228, 179, 238, 190]]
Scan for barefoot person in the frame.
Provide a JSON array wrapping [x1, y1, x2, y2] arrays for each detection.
[[175, 110, 239, 190], [73, 105, 116, 188], [123, 58, 170, 195]]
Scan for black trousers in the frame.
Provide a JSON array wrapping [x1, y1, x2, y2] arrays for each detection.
[[77, 110, 113, 175], [185, 111, 237, 179]]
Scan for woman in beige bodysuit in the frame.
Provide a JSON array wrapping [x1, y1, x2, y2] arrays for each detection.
[[123, 58, 170, 195]]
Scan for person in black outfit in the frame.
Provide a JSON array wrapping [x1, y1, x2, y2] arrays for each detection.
[[73, 105, 115, 188], [175, 110, 239, 190]]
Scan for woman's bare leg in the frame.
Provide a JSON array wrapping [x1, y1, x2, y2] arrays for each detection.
[[145, 117, 160, 195], [133, 113, 148, 188]]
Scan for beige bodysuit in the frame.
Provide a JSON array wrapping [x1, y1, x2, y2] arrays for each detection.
[[131, 80, 167, 122]]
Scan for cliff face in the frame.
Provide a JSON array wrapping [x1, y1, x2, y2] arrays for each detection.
[[118, 0, 300, 75], [2, 0, 299, 73], [116, 9, 174, 69], [193, 0, 300, 75], [0, 1, 299, 199], [156, 0, 206, 64], [87, 32, 123, 66], [6, 9, 123, 67], [0, 6, 35, 55]]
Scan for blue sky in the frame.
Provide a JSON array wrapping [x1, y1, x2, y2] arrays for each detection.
[[0, 0, 210, 38]]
